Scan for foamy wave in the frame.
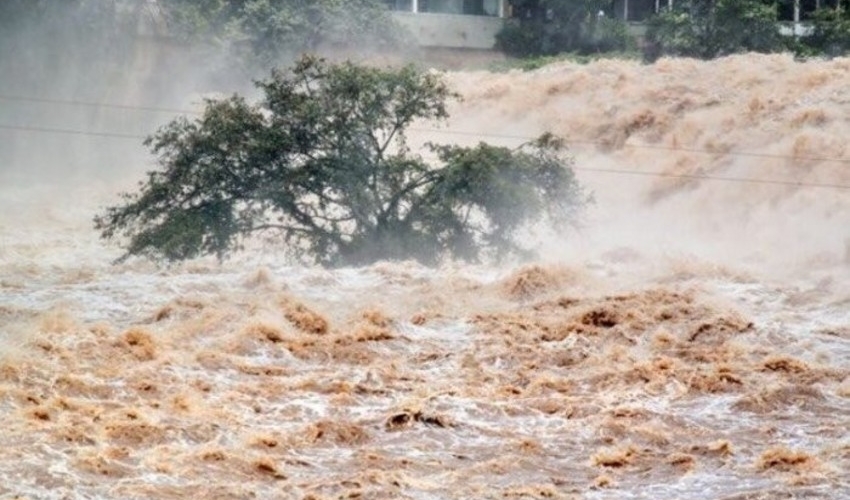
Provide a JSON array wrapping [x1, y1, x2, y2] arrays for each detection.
[[2, 53, 850, 499]]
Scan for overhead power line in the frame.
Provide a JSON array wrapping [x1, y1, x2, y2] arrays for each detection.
[[0, 94, 201, 115], [412, 128, 850, 165], [0, 124, 144, 140], [569, 166, 850, 190], [8, 120, 848, 169], [2, 94, 850, 190], [3, 93, 850, 165], [3, 121, 848, 190]]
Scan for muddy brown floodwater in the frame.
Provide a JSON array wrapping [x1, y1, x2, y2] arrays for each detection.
[[1, 54, 850, 499]]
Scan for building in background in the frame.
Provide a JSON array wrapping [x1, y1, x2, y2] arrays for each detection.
[[385, 0, 508, 49], [382, 0, 660, 49], [386, 0, 505, 16], [383, 0, 833, 50], [611, 0, 829, 23], [610, 0, 665, 22]]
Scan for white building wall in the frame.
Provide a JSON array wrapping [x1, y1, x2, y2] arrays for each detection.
[[392, 11, 505, 49]]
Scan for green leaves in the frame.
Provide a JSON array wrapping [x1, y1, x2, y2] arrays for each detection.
[[801, 7, 850, 57], [96, 56, 588, 266], [645, 0, 784, 60], [497, 0, 632, 57], [163, 0, 408, 69], [424, 140, 585, 261]]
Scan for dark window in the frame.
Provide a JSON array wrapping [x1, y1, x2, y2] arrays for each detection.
[[419, 0, 500, 16], [385, 0, 414, 11], [611, 0, 657, 22], [777, 0, 821, 21]]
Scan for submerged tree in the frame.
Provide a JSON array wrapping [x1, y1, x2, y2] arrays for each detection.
[[95, 56, 588, 266]]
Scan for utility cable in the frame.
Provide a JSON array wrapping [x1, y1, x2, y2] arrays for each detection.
[[3, 93, 850, 165], [0, 94, 201, 115], [2, 110, 850, 189], [2, 123, 849, 189], [412, 128, 850, 164], [0, 124, 144, 140], [569, 165, 850, 190]]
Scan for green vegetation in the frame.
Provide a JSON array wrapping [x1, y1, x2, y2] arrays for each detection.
[[643, 0, 850, 61], [500, 0, 850, 64], [797, 7, 850, 57], [94, 57, 588, 266], [496, 1, 634, 57], [160, 0, 407, 70], [644, 0, 783, 61], [0, 0, 407, 84]]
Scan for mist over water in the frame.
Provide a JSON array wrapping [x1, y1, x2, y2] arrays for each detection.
[[1, 33, 849, 499], [442, 55, 850, 278]]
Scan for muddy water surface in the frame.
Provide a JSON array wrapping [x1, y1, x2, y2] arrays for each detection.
[[2, 54, 850, 499]]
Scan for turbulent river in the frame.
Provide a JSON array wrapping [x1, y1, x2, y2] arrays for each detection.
[[1, 53, 849, 499]]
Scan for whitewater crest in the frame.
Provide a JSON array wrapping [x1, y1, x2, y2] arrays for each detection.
[[1, 53, 850, 498]]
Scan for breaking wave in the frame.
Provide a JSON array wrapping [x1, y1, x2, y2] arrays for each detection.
[[1, 53, 849, 499]]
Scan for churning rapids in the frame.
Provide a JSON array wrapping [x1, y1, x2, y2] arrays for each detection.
[[1, 54, 850, 499]]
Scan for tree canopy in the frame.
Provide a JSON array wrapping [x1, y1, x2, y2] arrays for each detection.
[[497, 0, 633, 57], [644, 0, 783, 60], [160, 0, 407, 69], [799, 6, 850, 57], [94, 56, 588, 267], [500, 0, 850, 61]]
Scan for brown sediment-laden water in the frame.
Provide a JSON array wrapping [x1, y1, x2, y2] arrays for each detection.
[[1, 54, 849, 499]]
